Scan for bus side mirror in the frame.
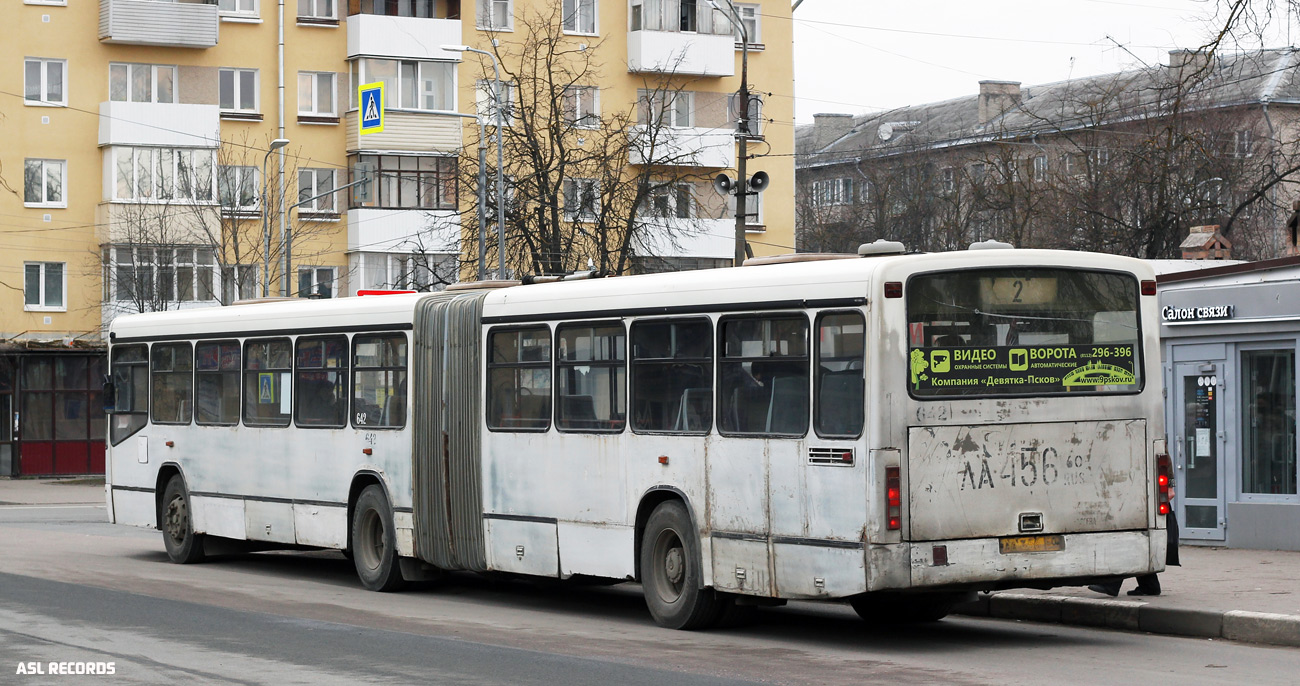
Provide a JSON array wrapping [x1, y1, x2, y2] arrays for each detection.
[[102, 375, 117, 414]]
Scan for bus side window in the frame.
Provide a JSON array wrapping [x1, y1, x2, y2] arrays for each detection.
[[815, 311, 865, 438], [718, 315, 809, 437], [352, 333, 407, 429], [243, 338, 293, 427], [295, 336, 349, 428], [109, 344, 149, 445], [150, 342, 194, 425], [195, 341, 241, 425], [630, 318, 712, 434], [555, 322, 626, 433], [486, 327, 551, 431]]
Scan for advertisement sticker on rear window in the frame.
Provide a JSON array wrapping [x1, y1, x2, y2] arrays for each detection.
[[909, 344, 1138, 393]]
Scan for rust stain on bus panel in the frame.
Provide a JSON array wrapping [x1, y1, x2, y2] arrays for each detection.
[[907, 420, 1148, 541]]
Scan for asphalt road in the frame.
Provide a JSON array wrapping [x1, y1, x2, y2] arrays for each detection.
[[2, 505, 1298, 685]]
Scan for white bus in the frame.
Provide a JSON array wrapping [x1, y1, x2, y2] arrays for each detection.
[[105, 245, 1172, 628]]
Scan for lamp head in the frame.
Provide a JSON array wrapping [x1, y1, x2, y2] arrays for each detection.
[[269, 138, 290, 151], [442, 44, 470, 53]]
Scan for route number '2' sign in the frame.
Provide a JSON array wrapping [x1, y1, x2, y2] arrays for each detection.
[[359, 82, 385, 135]]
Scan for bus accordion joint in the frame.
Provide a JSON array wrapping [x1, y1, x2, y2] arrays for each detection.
[[1155, 439, 1172, 515], [885, 466, 902, 530]]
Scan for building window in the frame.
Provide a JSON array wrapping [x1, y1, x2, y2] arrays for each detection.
[[477, 0, 512, 30], [728, 93, 762, 136], [1234, 130, 1254, 159], [562, 86, 600, 128], [556, 323, 626, 432], [218, 0, 257, 15], [1088, 148, 1110, 169], [563, 178, 600, 222], [638, 89, 693, 128], [475, 80, 516, 125], [349, 154, 457, 210], [352, 252, 455, 292], [357, 0, 436, 15], [112, 147, 215, 202], [24, 58, 65, 106], [1032, 155, 1048, 182], [106, 246, 217, 304], [219, 68, 258, 113], [487, 327, 552, 431], [630, 0, 730, 34], [349, 58, 454, 112], [109, 63, 176, 104], [352, 333, 408, 429], [24, 262, 65, 311], [641, 184, 693, 219], [734, 3, 760, 44], [727, 188, 763, 226], [297, 266, 336, 298], [1241, 350, 1296, 496], [297, 168, 336, 214], [24, 159, 65, 208], [298, 71, 336, 116], [299, 0, 336, 18], [150, 343, 193, 426], [562, 0, 596, 34], [811, 178, 853, 207], [970, 162, 987, 185], [718, 315, 809, 436], [222, 264, 258, 302], [218, 165, 258, 214]]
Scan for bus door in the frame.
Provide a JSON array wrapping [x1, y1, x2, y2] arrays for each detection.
[[1173, 360, 1227, 541]]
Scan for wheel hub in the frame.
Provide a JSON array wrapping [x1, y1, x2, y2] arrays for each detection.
[[664, 547, 684, 586]]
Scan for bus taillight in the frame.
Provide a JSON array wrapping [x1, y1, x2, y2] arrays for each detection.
[[1155, 440, 1172, 516], [886, 466, 902, 530]]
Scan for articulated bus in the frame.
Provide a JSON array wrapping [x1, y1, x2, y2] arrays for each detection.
[[105, 245, 1172, 628]]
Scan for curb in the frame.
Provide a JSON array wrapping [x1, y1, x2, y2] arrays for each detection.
[[954, 593, 1300, 648]]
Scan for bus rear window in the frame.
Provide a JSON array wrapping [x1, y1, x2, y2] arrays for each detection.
[[906, 268, 1141, 398]]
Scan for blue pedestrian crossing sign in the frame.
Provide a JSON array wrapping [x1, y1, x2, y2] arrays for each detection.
[[359, 82, 384, 135]]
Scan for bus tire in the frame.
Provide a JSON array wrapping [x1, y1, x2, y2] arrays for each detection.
[[160, 476, 205, 564], [351, 484, 406, 592], [849, 591, 971, 624], [640, 500, 720, 630]]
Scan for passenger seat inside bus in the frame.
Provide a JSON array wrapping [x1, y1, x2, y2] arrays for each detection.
[[765, 377, 808, 434], [672, 388, 710, 432]]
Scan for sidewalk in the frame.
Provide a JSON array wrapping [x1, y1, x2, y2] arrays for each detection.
[[955, 545, 1300, 648], [0, 477, 105, 505], [1, 478, 1296, 647]]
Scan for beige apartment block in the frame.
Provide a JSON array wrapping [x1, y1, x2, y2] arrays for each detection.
[[0, 0, 793, 476]]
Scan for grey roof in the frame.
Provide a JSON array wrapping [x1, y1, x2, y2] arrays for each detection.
[[797, 48, 1300, 168]]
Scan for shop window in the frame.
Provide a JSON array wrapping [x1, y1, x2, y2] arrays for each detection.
[[1242, 350, 1297, 495]]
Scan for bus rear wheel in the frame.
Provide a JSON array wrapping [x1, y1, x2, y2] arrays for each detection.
[[640, 500, 720, 629], [351, 485, 405, 592], [161, 476, 205, 564]]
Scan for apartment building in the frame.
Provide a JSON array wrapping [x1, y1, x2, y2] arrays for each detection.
[[0, 0, 794, 475], [795, 48, 1300, 262]]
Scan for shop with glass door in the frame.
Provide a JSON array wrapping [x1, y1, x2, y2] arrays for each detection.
[[1159, 258, 1300, 551], [0, 348, 106, 478]]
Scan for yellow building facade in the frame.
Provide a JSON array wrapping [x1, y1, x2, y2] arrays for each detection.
[[2, 0, 793, 345]]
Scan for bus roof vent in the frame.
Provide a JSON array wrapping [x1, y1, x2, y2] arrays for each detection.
[[742, 253, 856, 266], [969, 240, 1015, 250], [857, 239, 907, 257], [445, 280, 522, 291]]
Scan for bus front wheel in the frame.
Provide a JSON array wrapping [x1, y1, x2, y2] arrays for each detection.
[[640, 500, 720, 629], [161, 476, 205, 564], [351, 485, 405, 592]]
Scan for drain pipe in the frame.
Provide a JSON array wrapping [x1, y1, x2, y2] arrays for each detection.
[[278, 0, 289, 296]]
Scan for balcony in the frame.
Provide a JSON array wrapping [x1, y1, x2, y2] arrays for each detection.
[[98, 101, 220, 148], [628, 30, 735, 77], [99, 0, 219, 49], [347, 208, 459, 252], [629, 126, 735, 169], [344, 110, 462, 154], [637, 218, 734, 259], [347, 13, 462, 60]]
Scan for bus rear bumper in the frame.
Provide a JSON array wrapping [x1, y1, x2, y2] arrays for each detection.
[[877, 529, 1164, 593]]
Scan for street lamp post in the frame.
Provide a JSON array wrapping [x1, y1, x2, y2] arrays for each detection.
[[709, 0, 751, 267], [444, 44, 506, 280], [262, 138, 290, 297]]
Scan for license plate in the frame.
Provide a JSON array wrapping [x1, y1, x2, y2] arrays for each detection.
[[999, 535, 1065, 554]]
